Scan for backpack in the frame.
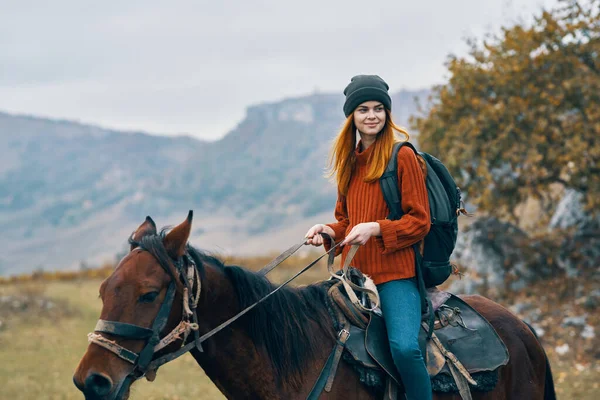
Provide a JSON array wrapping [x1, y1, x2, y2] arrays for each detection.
[[380, 141, 463, 289]]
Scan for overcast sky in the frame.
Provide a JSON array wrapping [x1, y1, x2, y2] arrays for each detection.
[[1, 0, 560, 141]]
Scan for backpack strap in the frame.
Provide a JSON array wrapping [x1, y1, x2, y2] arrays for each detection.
[[379, 141, 433, 336], [380, 141, 417, 220]]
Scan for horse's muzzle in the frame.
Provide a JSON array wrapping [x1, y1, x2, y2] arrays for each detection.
[[73, 372, 129, 400]]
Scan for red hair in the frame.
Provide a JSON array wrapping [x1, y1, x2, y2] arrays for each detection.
[[327, 109, 410, 195]]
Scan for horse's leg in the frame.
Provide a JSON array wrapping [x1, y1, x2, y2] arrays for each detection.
[[458, 295, 547, 400]]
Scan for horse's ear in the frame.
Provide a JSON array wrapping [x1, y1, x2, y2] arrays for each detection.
[[163, 210, 193, 259], [130, 216, 157, 250]]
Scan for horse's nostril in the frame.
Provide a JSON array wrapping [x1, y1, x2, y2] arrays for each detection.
[[84, 372, 113, 396]]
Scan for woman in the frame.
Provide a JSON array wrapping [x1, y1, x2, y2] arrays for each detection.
[[305, 75, 432, 400]]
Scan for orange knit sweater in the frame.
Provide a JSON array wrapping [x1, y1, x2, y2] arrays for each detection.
[[325, 142, 431, 285]]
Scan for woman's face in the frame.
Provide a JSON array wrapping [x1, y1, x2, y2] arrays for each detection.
[[353, 101, 386, 137]]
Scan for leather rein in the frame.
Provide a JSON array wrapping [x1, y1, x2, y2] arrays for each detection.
[[86, 236, 371, 395]]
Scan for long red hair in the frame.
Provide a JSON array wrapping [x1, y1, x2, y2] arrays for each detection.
[[327, 109, 410, 195]]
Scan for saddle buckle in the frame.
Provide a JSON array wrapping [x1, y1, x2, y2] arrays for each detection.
[[338, 328, 350, 342]]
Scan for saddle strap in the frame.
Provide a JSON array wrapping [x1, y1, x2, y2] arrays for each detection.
[[448, 362, 473, 400], [324, 327, 351, 392], [421, 322, 476, 386], [430, 331, 476, 386], [306, 327, 351, 400], [384, 377, 399, 400]]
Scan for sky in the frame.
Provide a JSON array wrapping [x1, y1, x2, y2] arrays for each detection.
[[1, 0, 560, 141]]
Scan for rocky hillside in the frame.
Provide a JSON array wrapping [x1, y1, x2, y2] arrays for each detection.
[[0, 89, 429, 275]]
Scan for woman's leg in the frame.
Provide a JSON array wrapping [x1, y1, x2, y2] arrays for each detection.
[[377, 279, 432, 400]]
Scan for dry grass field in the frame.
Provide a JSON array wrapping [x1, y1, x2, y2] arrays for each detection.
[[0, 255, 597, 399]]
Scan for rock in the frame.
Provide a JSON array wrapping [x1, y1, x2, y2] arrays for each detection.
[[582, 325, 595, 339], [550, 189, 600, 277], [11, 299, 23, 310], [0, 320, 3, 330], [531, 324, 545, 338], [555, 343, 570, 355], [549, 189, 588, 230], [583, 296, 599, 310], [449, 217, 553, 295], [562, 315, 587, 327], [510, 302, 534, 315], [523, 308, 543, 324]]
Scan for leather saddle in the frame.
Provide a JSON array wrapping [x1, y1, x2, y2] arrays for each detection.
[[344, 294, 509, 388], [327, 271, 509, 394]]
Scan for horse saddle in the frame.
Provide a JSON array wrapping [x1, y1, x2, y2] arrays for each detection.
[[341, 292, 510, 391]]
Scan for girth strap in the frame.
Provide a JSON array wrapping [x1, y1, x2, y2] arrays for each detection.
[[324, 327, 351, 392], [307, 327, 351, 399]]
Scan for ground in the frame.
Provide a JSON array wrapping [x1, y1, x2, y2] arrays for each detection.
[[0, 255, 597, 399]]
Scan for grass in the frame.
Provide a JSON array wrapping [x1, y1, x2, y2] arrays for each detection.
[[0, 280, 224, 400], [0, 259, 597, 399]]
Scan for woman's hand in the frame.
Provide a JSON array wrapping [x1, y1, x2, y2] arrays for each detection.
[[341, 222, 381, 246], [305, 224, 335, 247]]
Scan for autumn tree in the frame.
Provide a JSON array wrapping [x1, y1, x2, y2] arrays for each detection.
[[412, 0, 600, 224]]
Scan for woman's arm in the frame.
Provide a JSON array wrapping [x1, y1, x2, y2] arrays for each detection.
[[323, 191, 349, 253], [375, 146, 430, 254]]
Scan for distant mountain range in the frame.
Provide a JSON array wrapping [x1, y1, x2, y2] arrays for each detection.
[[0, 89, 429, 275]]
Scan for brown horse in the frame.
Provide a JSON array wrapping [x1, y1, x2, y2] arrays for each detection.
[[74, 213, 555, 399]]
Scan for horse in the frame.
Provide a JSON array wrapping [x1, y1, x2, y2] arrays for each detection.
[[73, 212, 556, 399]]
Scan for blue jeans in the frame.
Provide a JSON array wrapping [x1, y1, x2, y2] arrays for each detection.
[[377, 279, 432, 400]]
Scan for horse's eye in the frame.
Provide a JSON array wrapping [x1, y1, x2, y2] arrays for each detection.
[[139, 291, 159, 303]]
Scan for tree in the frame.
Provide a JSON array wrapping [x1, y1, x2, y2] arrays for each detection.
[[412, 0, 600, 224]]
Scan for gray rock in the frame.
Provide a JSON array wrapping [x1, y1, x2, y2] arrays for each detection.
[[510, 302, 534, 315], [561, 315, 587, 327], [583, 296, 599, 310], [549, 189, 587, 230], [449, 217, 552, 295], [555, 343, 570, 355], [527, 309, 543, 323], [582, 325, 595, 339], [531, 323, 545, 338], [10, 299, 23, 310], [549, 189, 600, 277]]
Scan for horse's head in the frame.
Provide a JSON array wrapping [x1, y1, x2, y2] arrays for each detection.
[[73, 212, 196, 400]]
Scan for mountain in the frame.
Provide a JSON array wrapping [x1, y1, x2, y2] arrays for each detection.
[[0, 89, 429, 275]]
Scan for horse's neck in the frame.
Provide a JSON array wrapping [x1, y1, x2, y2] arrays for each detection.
[[190, 265, 282, 398]]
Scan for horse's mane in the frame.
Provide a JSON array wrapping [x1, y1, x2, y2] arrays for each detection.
[[131, 230, 336, 390], [187, 245, 336, 390]]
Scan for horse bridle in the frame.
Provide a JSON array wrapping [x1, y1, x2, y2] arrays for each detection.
[[87, 249, 202, 399], [86, 236, 373, 399]]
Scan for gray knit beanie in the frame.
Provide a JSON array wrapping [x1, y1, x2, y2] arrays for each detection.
[[343, 75, 392, 117]]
